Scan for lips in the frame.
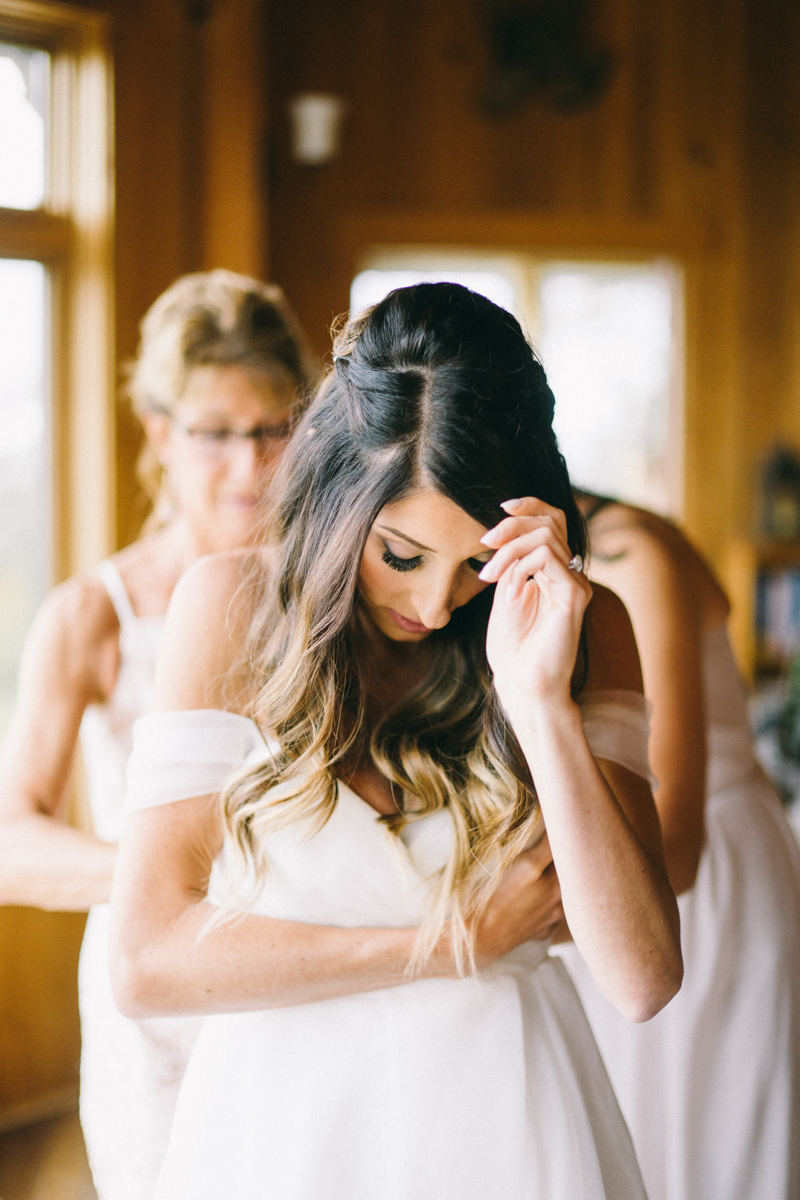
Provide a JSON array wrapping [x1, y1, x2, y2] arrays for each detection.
[[387, 608, 431, 634]]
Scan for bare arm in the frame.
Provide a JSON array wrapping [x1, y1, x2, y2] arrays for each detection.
[[588, 522, 715, 894], [0, 579, 119, 909], [110, 554, 561, 1018], [515, 593, 679, 1021], [480, 500, 682, 1022]]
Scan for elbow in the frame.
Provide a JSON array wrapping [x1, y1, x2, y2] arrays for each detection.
[[669, 870, 699, 899], [109, 942, 172, 1019], [663, 830, 705, 897], [619, 953, 683, 1024]]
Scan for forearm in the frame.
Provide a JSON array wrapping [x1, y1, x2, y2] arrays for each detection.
[[0, 813, 116, 909], [509, 697, 681, 1020], [111, 900, 453, 1018], [651, 748, 707, 895], [661, 823, 705, 896]]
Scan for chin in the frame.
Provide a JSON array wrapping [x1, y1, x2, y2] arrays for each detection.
[[210, 521, 260, 552]]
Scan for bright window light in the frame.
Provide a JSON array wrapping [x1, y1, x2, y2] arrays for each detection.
[[0, 44, 49, 210], [0, 258, 50, 735], [540, 263, 680, 513], [350, 268, 518, 319]]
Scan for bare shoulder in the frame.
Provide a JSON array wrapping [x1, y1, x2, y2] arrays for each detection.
[[154, 550, 267, 712], [587, 503, 728, 627], [25, 573, 119, 700], [581, 582, 644, 693]]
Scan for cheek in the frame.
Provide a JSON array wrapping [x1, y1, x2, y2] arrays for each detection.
[[359, 550, 404, 602], [168, 454, 224, 506]]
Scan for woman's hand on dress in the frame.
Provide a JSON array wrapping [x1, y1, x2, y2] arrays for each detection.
[[471, 836, 563, 967], [479, 498, 591, 718]]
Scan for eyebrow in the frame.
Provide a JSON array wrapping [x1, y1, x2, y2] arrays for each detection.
[[377, 524, 493, 561], [377, 525, 433, 553]]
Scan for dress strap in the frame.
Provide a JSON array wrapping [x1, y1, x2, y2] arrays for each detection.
[[96, 559, 137, 629]]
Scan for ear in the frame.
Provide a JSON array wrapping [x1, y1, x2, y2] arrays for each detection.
[[141, 411, 173, 466]]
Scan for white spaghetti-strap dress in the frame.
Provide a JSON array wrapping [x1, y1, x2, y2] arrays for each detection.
[[122, 692, 653, 1200], [78, 560, 203, 1200], [560, 626, 800, 1200]]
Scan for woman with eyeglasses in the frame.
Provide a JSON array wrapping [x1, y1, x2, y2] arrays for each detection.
[[109, 283, 682, 1200], [0, 269, 317, 1200]]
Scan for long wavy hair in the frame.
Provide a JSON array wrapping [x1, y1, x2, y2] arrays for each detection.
[[218, 283, 586, 973]]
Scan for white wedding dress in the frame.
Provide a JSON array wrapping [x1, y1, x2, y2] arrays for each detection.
[[560, 626, 800, 1200], [122, 692, 654, 1200], [78, 560, 202, 1200]]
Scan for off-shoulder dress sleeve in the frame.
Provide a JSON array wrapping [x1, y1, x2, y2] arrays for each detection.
[[577, 689, 654, 785], [124, 694, 653, 818], [124, 709, 271, 815]]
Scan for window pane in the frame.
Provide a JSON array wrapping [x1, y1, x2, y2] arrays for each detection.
[[350, 268, 518, 318], [540, 262, 681, 514], [0, 43, 49, 210], [0, 259, 50, 737]]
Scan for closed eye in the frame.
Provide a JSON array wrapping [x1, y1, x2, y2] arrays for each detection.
[[382, 545, 423, 573], [467, 557, 490, 573], [467, 552, 495, 573]]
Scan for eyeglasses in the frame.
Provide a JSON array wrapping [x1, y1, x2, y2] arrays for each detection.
[[173, 420, 294, 455]]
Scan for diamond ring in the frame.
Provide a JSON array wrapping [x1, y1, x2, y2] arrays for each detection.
[[568, 554, 584, 572]]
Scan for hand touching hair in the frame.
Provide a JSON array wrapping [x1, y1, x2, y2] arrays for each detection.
[[216, 283, 585, 973]]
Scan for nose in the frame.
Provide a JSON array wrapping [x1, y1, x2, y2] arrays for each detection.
[[413, 572, 459, 630], [227, 436, 265, 487]]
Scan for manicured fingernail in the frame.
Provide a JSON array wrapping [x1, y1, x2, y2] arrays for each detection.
[[478, 564, 492, 581], [501, 499, 522, 511]]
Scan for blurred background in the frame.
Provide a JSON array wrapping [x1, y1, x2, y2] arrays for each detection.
[[2, 0, 800, 1192]]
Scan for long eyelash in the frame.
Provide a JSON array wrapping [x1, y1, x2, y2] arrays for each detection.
[[382, 546, 423, 573]]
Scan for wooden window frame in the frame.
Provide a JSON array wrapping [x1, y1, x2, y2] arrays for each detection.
[[0, 0, 114, 583]]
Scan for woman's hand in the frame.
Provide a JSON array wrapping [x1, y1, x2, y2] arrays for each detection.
[[471, 836, 564, 967], [479, 498, 591, 715]]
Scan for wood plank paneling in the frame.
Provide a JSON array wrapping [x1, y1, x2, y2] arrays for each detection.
[[267, 0, 753, 572], [0, 910, 85, 1116]]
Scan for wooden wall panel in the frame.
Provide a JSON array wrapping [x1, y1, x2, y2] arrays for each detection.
[[266, 0, 753, 571], [0, 910, 85, 1127], [74, 0, 271, 548]]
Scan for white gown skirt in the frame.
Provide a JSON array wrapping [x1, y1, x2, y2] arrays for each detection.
[[123, 708, 657, 1200], [79, 905, 203, 1200], [153, 953, 645, 1200], [561, 768, 800, 1200]]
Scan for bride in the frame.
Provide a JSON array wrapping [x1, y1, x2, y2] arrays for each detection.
[[109, 282, 681, 1199]]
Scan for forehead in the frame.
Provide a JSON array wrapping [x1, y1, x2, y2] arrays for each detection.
[[178, 364, 294, 418], [375, 489, 489, 554]]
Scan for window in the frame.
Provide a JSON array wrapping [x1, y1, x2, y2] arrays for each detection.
[[0, 41, 48, 209], [351, 251, 684, 517], [0, 258, 48, 732], [0, 5, 114, 737]]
